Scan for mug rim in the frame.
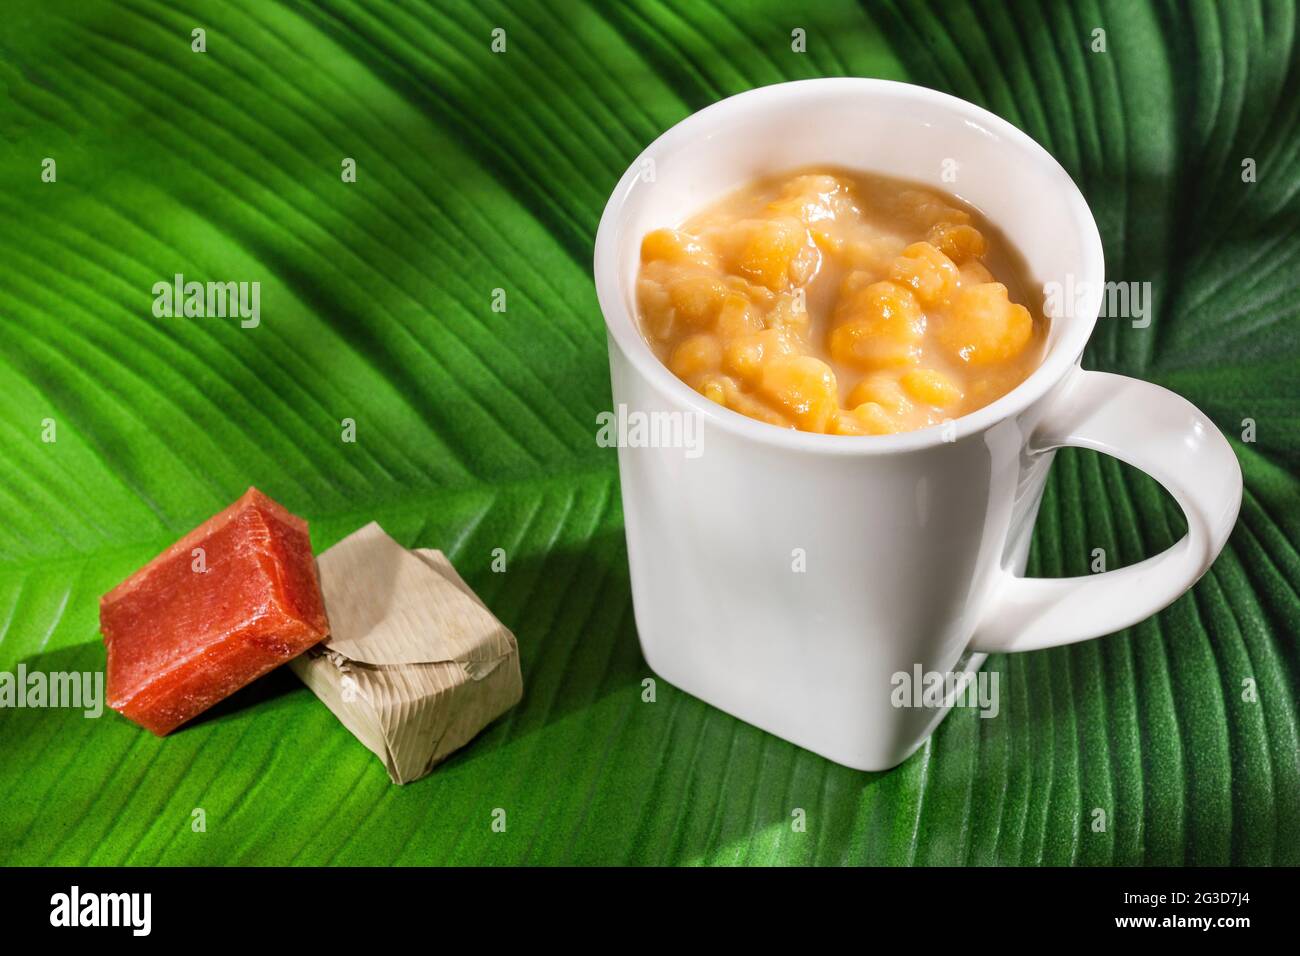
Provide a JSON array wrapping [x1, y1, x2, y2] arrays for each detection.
[[593, 77, 1106, 456]]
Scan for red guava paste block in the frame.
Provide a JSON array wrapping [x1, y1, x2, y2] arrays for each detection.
[[100, 487, 330, 736]]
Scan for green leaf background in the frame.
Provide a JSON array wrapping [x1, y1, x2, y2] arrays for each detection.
[[1, 0, 1296, 865]]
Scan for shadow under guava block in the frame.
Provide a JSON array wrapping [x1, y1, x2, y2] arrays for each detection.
[[182, 667, 302, 730]]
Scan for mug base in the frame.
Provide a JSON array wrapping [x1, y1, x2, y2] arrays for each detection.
[[639, 643, 987, 773]]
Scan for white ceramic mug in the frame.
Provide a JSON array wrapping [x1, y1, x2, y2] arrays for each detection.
[[593, 79, 1242, 771]]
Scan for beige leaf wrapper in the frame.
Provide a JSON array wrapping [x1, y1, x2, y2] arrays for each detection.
[[290, 522, 522, 784]]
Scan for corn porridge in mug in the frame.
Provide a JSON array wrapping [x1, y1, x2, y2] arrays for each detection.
[[635, 168, 1046, 435]]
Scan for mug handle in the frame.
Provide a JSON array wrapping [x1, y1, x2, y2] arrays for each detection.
[[970, 369, 1242, 653]]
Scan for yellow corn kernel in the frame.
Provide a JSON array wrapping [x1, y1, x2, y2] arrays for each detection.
[[635, 276, 673, 339], [715, 292, 763, 338], [735, 217, 808, 292], [642, 228, 713, 267], [669, 276, 728, 327], [722, 274, 776, 308], [835, 402, 898, 436], [810, 227, 843, 254], [890, 241, 959, 307], [669, 334, 722, 382], [927, 222, 987, 262], [835, 277, 925, 327], [829, 279, 924, 369], [832, 320, 916, 369], [958, 260, 994, 286], [758, 354, 839, 432], [897, 189, 973, 228], [788, 243, 822, 287], [766, 174, 851, 225], [765, 291, 812, 335], [846, 374, 913, 417], [839, 235, 907, 274], [900, 367, 963, 408], [722, 390, 790, 426], [698, 374, 735, 407], [941, 283, 1034, 364], [723, 327, 798, 385], [831, 414, 864, 436]]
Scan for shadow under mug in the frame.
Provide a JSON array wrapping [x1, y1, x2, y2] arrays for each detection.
[[593, 78, 1242, 771]]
